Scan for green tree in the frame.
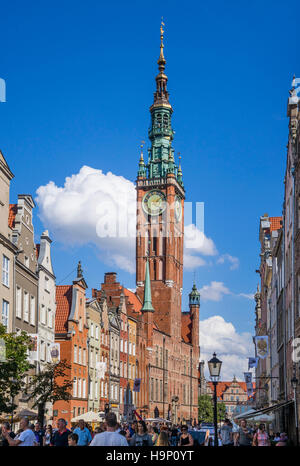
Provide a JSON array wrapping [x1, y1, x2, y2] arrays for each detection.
[[26, 360, 73, 426], [0, 323, 33, 415], [198, 394, 226, 423]]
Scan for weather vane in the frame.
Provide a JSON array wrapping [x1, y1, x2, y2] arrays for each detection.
[[160, 17, 165, 43]]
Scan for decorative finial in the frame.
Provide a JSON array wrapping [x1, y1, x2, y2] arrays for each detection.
[[140, 140, 145, 162], [158, 18, 166, 71], [77, 260, 83, 278]]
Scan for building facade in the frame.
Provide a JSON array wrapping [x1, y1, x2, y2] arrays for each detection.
[[0, 151, 17, 333], [53, 263, 89, 425], [207, 377, 253, 419], [36, 229, 56, 422], [86, 297, 102, 413]]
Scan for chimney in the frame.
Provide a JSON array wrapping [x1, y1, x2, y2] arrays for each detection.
[[104, 272, 117, 284]]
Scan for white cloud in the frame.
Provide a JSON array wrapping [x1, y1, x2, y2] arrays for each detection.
[[36, 165, 137, 273], [200, 315, 254, 380], [184, 224, 218, 256], [36, 165, 220, 273], [217, 254, 239, 270], [199, 281, 231, 302], [238, 293, 254, 300]]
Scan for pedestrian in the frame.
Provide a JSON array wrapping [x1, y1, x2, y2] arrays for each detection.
[[73, 419, 92, 446], [276, 432, 288, 446], [178, 425, 194, 446], [1, 417, 36, 446], [219, 419, 233, 446], [231, 420, 239, 446], [90, 412, 128, 446], [130, 420, 153, 446], [43, 425, 53, 446], [33, 422, 44, 446], [236, 419, 253, 447], [274, 432, 281, 443], [1, 422, 16, 446], [50, 418, 71, 446], [252, 424, 270, 447], [68, 433, 79, 446], [170, 426, 179, 446], [149, 425, 159, 445], [156, 430, 169, 446]]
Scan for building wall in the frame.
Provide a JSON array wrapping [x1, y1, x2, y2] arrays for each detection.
[[0, 153, 16, 333], [86, 300, 101, 413]]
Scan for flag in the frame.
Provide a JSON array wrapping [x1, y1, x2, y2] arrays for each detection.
[[133, 410, 142, 420], [96, 361, 107, 380], [244, 372, 252, 384], [28, 334, 39, 362], [133, 378, 141, 392], [48, 343, 60, 363], [254, 336, 268, 359], [248, 357, 259, 369]]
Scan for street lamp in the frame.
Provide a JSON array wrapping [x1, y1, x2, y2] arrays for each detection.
[[291, 366, 299, 447], [208, 353, 222, 447]]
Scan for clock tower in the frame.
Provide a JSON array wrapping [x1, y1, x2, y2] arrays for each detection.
[[136, 23, 185, 338]]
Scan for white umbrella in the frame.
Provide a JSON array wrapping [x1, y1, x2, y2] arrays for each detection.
[[145, 417, 172, 424], [71, 411, 102, 423]]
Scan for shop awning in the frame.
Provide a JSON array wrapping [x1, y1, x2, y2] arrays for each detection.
[[238, 399, 294, 420]]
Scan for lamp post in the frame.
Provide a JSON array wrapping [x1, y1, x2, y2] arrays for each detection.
[[208, 353, 222, 447], [291, 365, 299, 447]]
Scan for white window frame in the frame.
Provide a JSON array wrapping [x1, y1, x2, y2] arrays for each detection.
[[74, 345, 77, 363], [2, 300, 9, 329], [2, 255, 9, 287], [30, 296, 35, 325], [78, 378, 82, 398], [73, 377, 77, 397], [23, 291, 29, 322], [16, 286, 22, 318], [48, 308, 52, 328]]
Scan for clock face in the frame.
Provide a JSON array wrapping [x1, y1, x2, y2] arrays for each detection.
[[175, 195, 182, 222], [142, 190, 166, 216]]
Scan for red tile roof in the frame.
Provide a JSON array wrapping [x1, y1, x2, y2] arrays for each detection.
[[181, 313, 192, 344], [123, 288, 142, 314], [55, 285, 72, 333], [270, 216, 282, 232], [207, 380, 256, 399], [8, 204, 17, 229]]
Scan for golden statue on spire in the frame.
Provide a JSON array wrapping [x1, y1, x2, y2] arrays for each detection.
[[160, 17, 165, 41], [158, 17, 166, 70]]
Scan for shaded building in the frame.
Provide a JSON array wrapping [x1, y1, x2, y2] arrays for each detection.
[[53, 262, 88, 424], [0, 151, 17, 332]]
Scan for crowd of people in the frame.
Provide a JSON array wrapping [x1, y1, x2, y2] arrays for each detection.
[[0, 413, 291, 447], [218, 418, 289, 447]]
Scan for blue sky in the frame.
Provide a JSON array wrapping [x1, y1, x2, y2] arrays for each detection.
[[1, 0, 299, 378]]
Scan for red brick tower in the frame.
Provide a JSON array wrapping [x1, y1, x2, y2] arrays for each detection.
[[136, 22, 185, 339]]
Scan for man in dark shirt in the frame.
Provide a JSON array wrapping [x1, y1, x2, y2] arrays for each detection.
[[34, 422, 44, 447], [51, 418, 71, 446], [1, 422, 16, 446]]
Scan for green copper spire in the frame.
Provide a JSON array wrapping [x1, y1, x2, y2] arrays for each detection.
[[189, 281, 200, 306], [141, 258, 155, 312], [146, 21, 179, 180], [137, 141, 147, 178], [177, 154, 183, 186]]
